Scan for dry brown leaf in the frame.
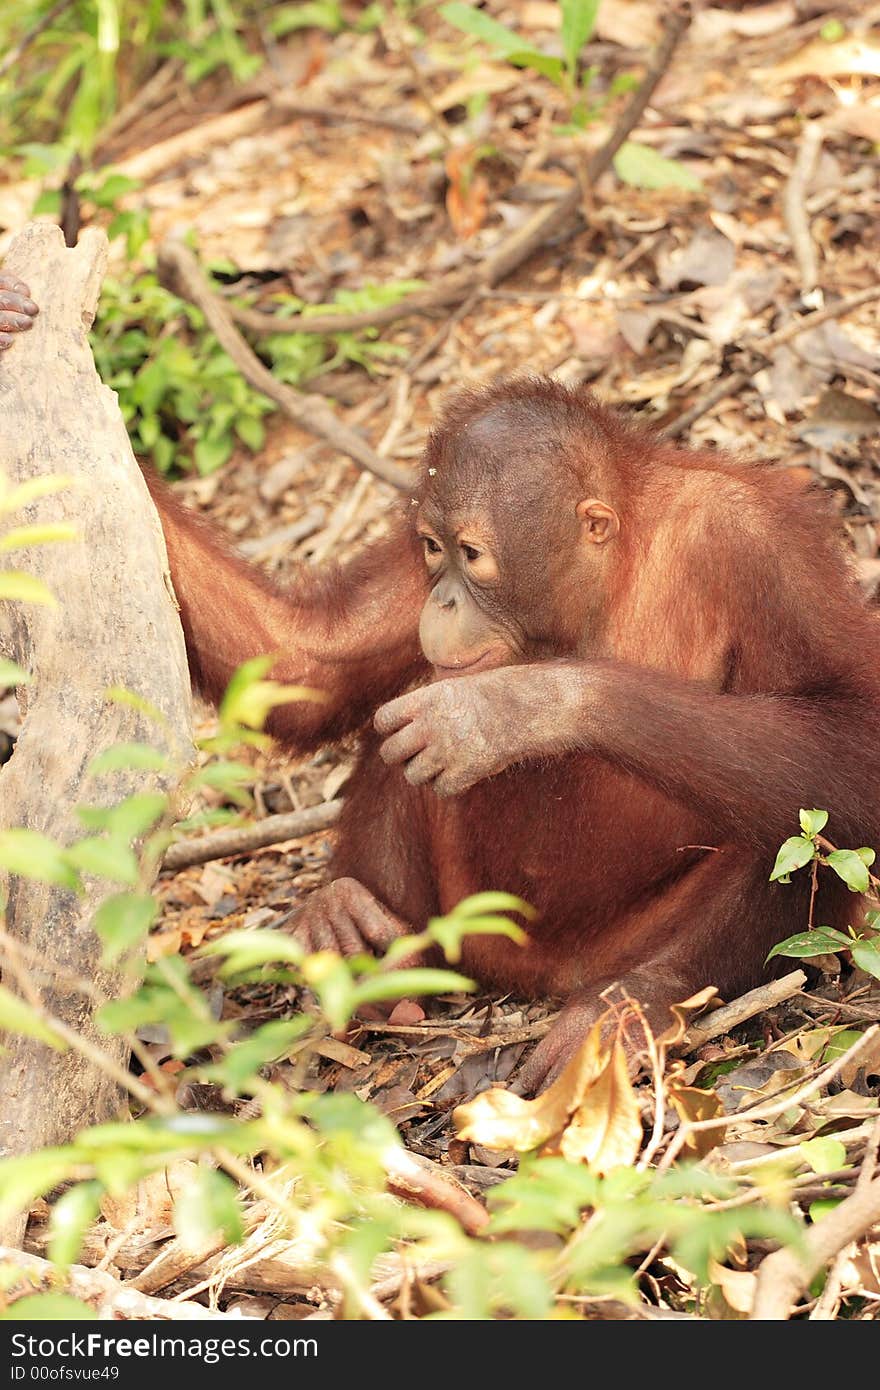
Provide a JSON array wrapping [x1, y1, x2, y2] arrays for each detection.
[[668, 1073, 726, 1158], [453, 1022, 607, 1153], [657, 986, 718, 1047], [761, 38, 880, 83], [100, 1161, 199, 1234], [694, 2, 794, 44], [830, 102, 880, 144], [708, 1258, 757, 1314], [519, 0, 659, 46], [435, 63, 520, 112], [841, 1243, 880, 1297], [557, 1042, 642, 1171], [445, 147, 490, 239]]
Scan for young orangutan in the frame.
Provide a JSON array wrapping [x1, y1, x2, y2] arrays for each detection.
[[135, 383, 880, 1094], [4, 286, 879, 1092]]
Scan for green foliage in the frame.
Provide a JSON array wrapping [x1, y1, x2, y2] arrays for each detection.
[[613, 141, 703, 192], [89, 269, 418, 475], [770, 834, 817, 883], [441, 0, 701, 186], [0, 1293, 97, 1320], [768, 811, 880, 980], [1, 2, 256, 154]]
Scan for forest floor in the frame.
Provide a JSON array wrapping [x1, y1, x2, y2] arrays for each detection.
[[3, 0, 880, 1319]]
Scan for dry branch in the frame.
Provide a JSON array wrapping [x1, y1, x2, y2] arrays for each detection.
[[157, 237, 414, 492], [162, 799, 342, 871], [0, 1246, 247, 1320], [680, 970, 807, 1052], [0, 223, 192, 1242]]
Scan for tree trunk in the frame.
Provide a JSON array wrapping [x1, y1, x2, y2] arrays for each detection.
[[0, 223, 193, 1243]]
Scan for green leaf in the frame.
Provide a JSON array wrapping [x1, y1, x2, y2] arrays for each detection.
[[851, 936, 880, 980], [0, 828, 80, 889], [506, 51, 565, 83], [766, 926, 851, 961], [426, 913, 527, 965], [93, 893, 157, 962], [826, 849, 870, 893], [88, 743, 173, 775], [200, 928, 305, 975], [0, 1148, 79, 1226], [613, 141, 704, 192], [351, 968, 475, 1010], [0, 983, 66, 1050], [799, 1137, 847, 1175], [206, 1017, 313, 1092], [194, 433, 233, 476], [769, 835, 816, 883], [856, 847, 876, 867], [449, 891, 536, 920], [440, 2, 524, 54], [819, 1028, 864, 1062], [0, 1294, 97, 1321], [65, 837, 139, 885], [561, 0, 599, 73], [0, 571, 57, 606], [103, 687, 169, 730], [77, 792, 167, 841], [0, 657, 31, 685], [0, 522, 77, 552], [235, 416, 265, 452], [0, 474, 73, 515], [174, 1168, 243, 1250], [190, 761, 254, 790], [799, 808, 829, 837], [48, 1182, 103, 1268]]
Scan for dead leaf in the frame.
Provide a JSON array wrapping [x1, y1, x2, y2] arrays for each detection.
[[563, 308, 621, 361], [435, 63, 520, 112], [708, 1258, 757, 1314], [668, 1073, 726, 1157], [445, 147, 490, 239], [100, 1161, 199, 1234], [798, 388, 880, 449], [830, 102, 880, 144], [388, 1000, 426, 1026], [453, 1022, 607, 1153], [762, 38, 880, 84], [841, 1243, 880, 1297], [557, 1042, 643, 1171], [694, 3, 794, 44], [658, 986, 718, 1047], [657, 228, 735, 290]]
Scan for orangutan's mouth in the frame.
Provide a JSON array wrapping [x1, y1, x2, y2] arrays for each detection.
[[432, 647, 509, 679]]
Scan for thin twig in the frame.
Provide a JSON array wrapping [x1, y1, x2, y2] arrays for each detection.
[[782, 121, 824, 295]]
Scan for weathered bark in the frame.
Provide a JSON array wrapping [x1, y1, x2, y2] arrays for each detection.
[[0, 223, 193, 1240]]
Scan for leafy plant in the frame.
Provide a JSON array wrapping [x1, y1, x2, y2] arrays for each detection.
[[768, 809, 880, 980], [88, 270, 419, 474], [440, 0, 701, 190]]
